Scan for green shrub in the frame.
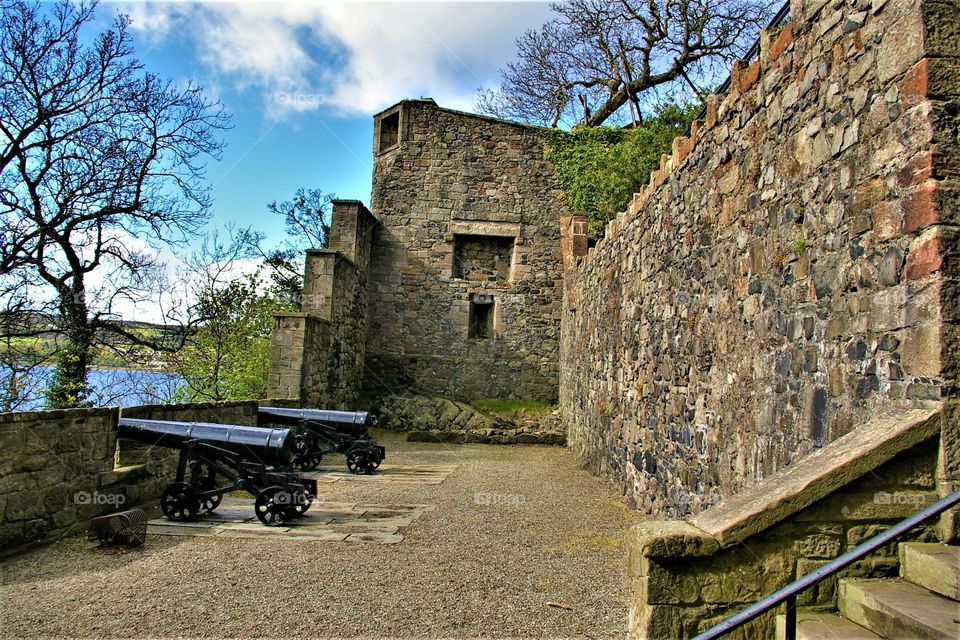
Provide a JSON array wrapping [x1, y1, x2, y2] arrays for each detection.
[[543, 101, 700, 233]]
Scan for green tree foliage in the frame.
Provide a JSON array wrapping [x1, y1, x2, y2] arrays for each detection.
[[172, 274, 288, 402], [543, 102, 700, 231]]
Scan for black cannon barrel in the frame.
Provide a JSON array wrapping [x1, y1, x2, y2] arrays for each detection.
[[116, 418, 298, 466], [258, 407, 374, 435]]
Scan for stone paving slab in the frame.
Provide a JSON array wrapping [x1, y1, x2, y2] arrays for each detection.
[[146, 498, 434, 542], [303, 462, 459, 485]]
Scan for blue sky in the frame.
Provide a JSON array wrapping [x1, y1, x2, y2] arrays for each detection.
[[97, 1, 555, 250]]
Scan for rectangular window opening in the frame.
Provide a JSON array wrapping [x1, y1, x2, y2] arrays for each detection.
[[469, 295, 494, 339], [453, 234, 514, 282], [379, 112, 400, 152]]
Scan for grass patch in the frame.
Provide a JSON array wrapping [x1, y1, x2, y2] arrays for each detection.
[[471, 398, 554, 418]]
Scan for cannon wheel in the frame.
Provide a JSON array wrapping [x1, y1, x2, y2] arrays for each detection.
[[161, 482, 200, 521], [198, 474, 222, 514], [292, 451, 323, 472], [292, 489, 314, 516], [346, 450, 376, 475], [292, 435, 323, 471], [371, 448, 382, 470], [254, 486, 291, 527]]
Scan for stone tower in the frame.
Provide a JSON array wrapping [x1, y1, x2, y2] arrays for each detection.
[[364, 99, 568, 403], [269, 99, 570, 406]]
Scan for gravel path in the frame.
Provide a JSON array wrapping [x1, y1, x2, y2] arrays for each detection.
[[1, 433, 640, 639]]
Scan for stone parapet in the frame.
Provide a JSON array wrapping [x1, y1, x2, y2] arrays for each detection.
[[627, 407, 943, 638]]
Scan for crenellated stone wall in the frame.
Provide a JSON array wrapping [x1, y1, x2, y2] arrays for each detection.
[[560, 0, 960, 518], [364, 100, 568, 403]]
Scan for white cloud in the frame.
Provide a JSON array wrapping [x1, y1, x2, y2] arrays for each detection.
[[122, 1, 553, 119]]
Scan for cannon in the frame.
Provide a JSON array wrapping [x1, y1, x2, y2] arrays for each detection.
[[116, 418, 317, 527], [257, 407, 385, 474]]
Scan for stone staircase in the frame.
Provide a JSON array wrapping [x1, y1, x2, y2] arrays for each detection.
[[776, 542, 960, 639]]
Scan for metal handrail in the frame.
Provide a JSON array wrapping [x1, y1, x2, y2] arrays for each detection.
[[692, 488, 960, 640]]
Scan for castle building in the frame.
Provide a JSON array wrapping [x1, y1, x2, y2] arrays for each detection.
[[268, 99, 569, 406]]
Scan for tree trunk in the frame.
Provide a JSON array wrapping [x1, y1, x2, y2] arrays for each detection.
[[45, 286, 93, 409]]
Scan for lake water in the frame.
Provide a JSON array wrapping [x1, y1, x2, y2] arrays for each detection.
[[1, 366, 184, 412]]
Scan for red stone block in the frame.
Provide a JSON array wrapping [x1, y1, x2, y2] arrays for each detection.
[[739, 60, 761, 93], [900, 181, 939, 234], [770, 23, 794, 60], [897, 152, 934, 187], [705, 97, 719, 129], [900, 59, 929, 107], [673, 135, 693, 165], [905, 233, 943, 280]]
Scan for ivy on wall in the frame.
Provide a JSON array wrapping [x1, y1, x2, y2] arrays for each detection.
[[543, 102, 700, 234]]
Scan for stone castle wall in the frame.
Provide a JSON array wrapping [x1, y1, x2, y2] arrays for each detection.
[[560, 0, 960, 517], [364, 100, 568, 402], [0, 400, 284, 554]]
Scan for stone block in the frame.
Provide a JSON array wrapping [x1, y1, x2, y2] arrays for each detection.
[[629, 521, 720, 559], [900, 324, 941, 377], [875, 3, 925, 83], [770, 23, 794, 61], [904, 228, 944, 280], [923, 0, 960, 58]]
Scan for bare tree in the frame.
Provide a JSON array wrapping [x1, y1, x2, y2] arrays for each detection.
[[478, 0, 775, 127], [0, 0, 230, 407]]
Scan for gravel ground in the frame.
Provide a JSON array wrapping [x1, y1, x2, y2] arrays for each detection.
[[0, 432, 640, 639]]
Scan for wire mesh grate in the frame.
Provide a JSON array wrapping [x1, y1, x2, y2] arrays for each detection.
[[88, 508, 148, 547]]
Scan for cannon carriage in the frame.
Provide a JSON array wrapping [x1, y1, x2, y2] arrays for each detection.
[[257, 407, 385, 474], [116, 418, 317, 527]]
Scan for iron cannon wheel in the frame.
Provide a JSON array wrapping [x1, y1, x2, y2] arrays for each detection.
[[161, 482, 200, 521], [254, 486, 292, 526], [292, 489, 314, 516], [346, 450, 376, 475], [197, 474, 222, 513], [292, 451, 323, 472]]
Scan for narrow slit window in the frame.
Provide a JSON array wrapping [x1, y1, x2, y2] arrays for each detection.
[[469, 295, 494, 339]]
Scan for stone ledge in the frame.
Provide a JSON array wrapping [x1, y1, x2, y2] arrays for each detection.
[[271, 311, 329, 322], [100, 463, 151, 487], [630, 521, 720, 559], [690, 404, 942, 549], [304, 248, 357, 268]]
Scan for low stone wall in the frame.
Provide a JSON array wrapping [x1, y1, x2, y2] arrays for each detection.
[[1, 399, 293, 556], [628, 406, 941, 638], [375, 394, 566, 445], [1, 407, 118, 552]]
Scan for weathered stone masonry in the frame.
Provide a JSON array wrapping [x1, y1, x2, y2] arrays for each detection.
[[269, 200, 376, 408], [364, 100, 567, 403], [269, 101, 569, 408], [560, 0, 960, 518]]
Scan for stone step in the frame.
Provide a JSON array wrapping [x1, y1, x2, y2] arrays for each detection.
[[774, 611, 880, 640], [839, 578, 960, 640], [899, 542, 960, 600]]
